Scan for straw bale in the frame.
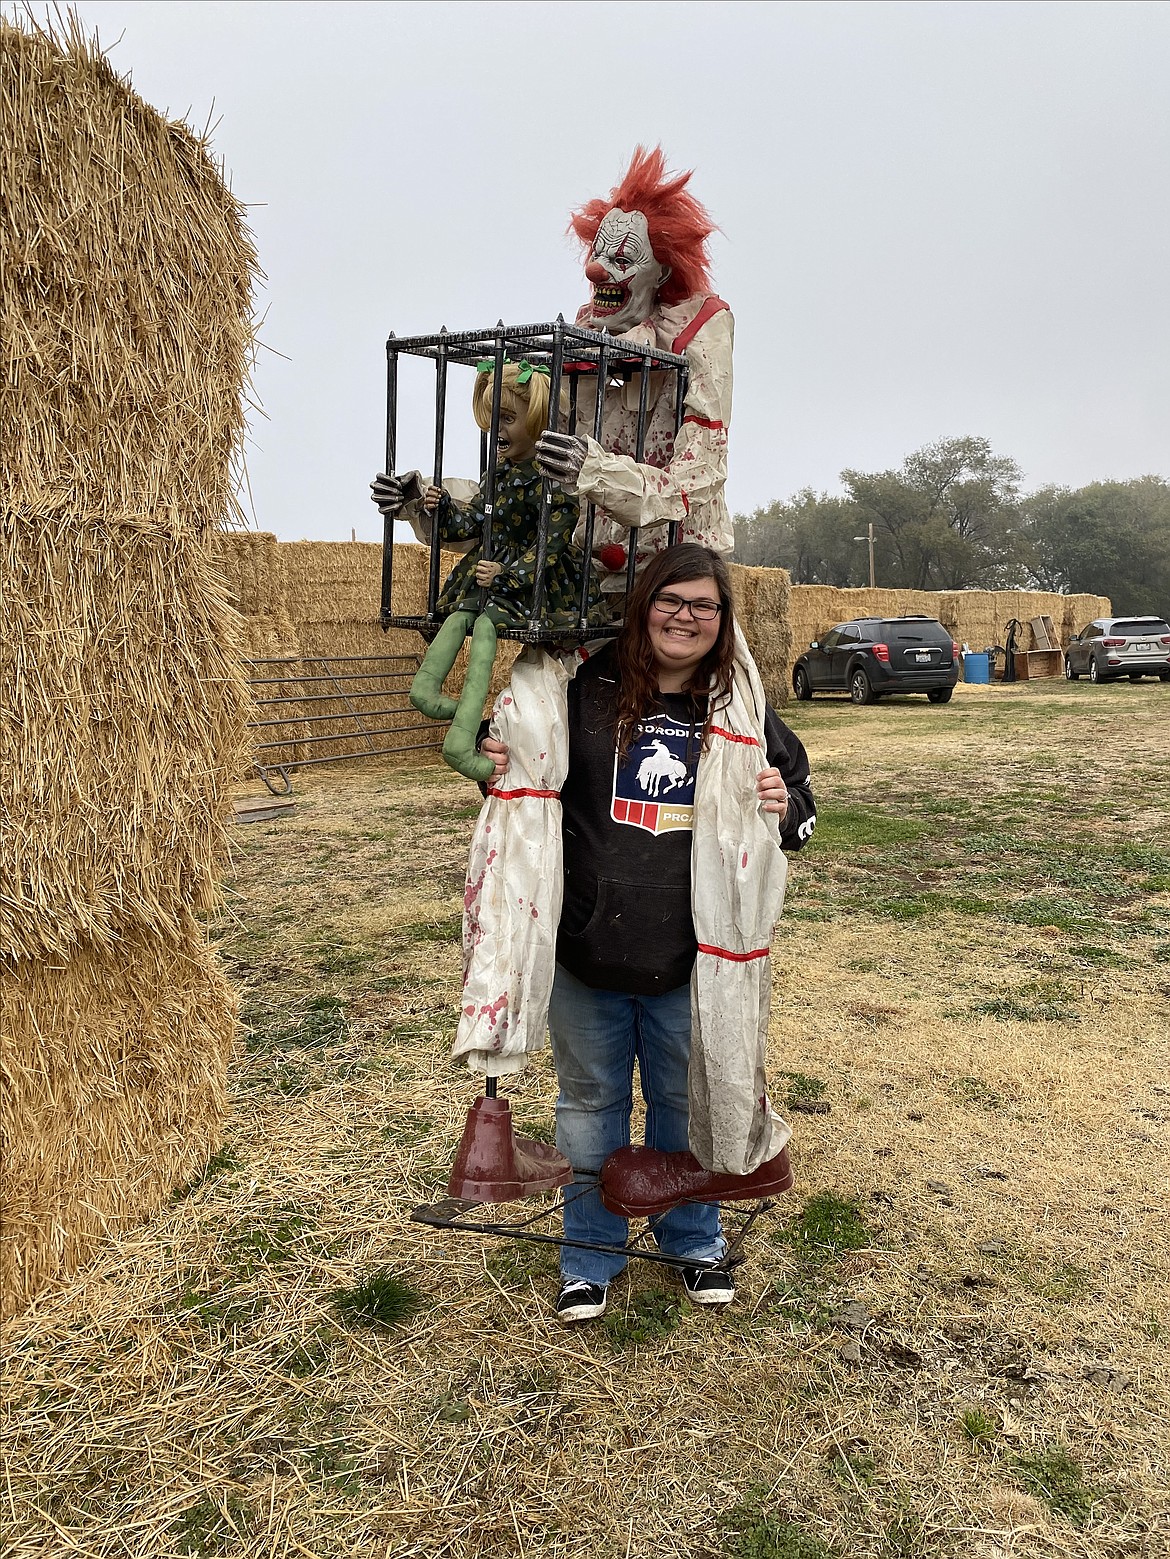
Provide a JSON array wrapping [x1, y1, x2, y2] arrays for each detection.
[[213, 532, 297, 658], [2, 512, 252, 961], [1, 15, 258, 962], [1, 16, 257, 526], [731, 563, 792, 706], [0, 919, 233, 1319], [282, 541, 387, 626], [1061, 592, 1112, 641]]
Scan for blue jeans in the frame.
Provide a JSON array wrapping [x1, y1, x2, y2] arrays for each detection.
[[547, 963, 725, 1286]]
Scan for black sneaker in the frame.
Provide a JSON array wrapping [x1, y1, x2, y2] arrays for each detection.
[[681, 1265, 736, 1305], [555, 1280, 607, 1322]]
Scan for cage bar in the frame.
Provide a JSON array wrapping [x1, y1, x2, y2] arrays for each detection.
[[379, 338, 398, 626], [380, 319, 689, 645]]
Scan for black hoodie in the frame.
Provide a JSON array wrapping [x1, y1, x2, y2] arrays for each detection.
[[554, 642, 816, 995]]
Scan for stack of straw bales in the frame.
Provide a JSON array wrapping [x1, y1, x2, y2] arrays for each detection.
[[730, 563, 793, 706], [215, 538, 524, 762], [1, 17, 257, 1316], [787, 585, 1112, 670]]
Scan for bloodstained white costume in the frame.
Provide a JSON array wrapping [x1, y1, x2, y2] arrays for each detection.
[[571, 294, 734, 587]]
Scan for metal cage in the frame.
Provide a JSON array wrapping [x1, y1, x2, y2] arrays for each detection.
[[378, 318, 689, 644]]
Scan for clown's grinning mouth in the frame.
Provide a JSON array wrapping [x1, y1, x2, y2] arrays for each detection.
[[591, 283, 628, 313]]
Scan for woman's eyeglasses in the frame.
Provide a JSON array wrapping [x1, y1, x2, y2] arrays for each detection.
[[650, 591, 723, 622]]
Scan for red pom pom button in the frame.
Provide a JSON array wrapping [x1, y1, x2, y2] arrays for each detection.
[[598, 543, 627, 572]]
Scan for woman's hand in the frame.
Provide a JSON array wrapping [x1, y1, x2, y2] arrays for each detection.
[[757, 766, 789, 820], [474, 559, 503, 586], [479, 736, 510, 780], [422, 484, 443, 513]]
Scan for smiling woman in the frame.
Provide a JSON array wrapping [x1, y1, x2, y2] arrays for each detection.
[[475, 543, 818, 1323]]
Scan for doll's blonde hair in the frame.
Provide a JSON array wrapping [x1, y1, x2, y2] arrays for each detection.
[[472, 362, 569, 442]]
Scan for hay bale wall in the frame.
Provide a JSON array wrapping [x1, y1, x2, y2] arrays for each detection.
[[216, 538, 524, 764], [787, 585, 1111, 669], [1, 17, 257, 1316], [220, 543, 1107, 727]]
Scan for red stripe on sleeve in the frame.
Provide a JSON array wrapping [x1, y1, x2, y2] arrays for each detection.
[[696, 942, 771, 963], [671, 295, 730, 353], [682, 414, 725, 431]]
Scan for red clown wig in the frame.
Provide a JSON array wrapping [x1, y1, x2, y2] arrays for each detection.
[[568, 145, 716, 308]]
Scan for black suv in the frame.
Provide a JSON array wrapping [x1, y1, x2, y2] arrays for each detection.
[[792, 617, 960, 705]]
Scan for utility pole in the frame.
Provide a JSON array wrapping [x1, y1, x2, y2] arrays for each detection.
[[853, 521, 876, 587]]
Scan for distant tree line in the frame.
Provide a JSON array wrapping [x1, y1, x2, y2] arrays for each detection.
[[733, 437, 1170, 616]]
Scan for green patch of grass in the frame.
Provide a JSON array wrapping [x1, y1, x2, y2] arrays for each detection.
[[829, 1449, 876, 1488], [1008, 1443, 1099, 1527], [379, 1110, 434, 1146], [765, 1281, 832, 1330], [944, 892, 998, 917], [430, 1391, 472, 1424], [808, 805, 927, 854], [1002, 899, 1097, 934], [600, 1289, 682, 1350], [880, 1505, 927, 1557], [780, 1071, 827, 1109], [270, 1328, 333, 1378], [244, 994, 348, 1054], [949, 1075, 1003, 1111], [777, 1193, 873, 1263], [170, 1143, 241, 1202], [486, 1241, 558, 1289], [172, 1285, 267, 1336], [512, 1115, 557, 1145], [170, 1493, 254, 1555], [958, 1407, 997, 1444], [1067, 944, 1128, 966], [225, 1206, 313, 1273], [264, 1059, 315, 1096], [722, 1490, 837, 1559], [332, 1268, 427, 1329], [300, 1441, 360, 1496], [401, 915, 463, 944], [969, 979, 1079, 1023], [311, 943, 374, 976], [1018, 1256, 1091, 1303]]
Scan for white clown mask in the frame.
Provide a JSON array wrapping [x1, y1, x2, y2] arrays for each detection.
[[581, 208, 670, 334]]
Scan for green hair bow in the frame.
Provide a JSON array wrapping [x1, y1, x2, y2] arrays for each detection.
[[474, 356, 550, 384]]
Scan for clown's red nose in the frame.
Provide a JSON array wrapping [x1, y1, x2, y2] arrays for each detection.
[[585, 261, 609, 284]]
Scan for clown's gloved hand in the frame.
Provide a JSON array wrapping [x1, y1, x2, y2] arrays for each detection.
[[535, 432, 588, 489], [369, 471, 421, 517]]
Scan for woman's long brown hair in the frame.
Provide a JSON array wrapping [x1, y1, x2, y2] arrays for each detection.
[[613, 544, 736, 764]]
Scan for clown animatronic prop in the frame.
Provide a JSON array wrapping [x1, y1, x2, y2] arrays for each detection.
[[373, 149, 793, 1269], [537, 143, 735, 587]]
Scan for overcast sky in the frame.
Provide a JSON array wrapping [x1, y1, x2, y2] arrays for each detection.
[[43, 0, 1170, 540]]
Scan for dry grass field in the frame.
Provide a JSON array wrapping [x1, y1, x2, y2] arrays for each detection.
[[3, 679, 1168, 1559]]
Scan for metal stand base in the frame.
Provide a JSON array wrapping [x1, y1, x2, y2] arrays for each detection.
[[411, 1180, 775, 1275]]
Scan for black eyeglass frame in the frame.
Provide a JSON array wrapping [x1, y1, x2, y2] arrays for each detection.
[[649, 590, 724, 622]]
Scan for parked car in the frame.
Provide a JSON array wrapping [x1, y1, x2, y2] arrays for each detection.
[[792, 616, 960, 705], [1064, 617, 1170, 683]]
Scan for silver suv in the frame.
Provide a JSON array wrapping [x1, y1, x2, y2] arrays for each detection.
[[1064, 617, 1170, 683]]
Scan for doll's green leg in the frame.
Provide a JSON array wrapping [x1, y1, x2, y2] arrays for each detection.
[[410, 611, 474, 721], [441, 613, 497, 783]]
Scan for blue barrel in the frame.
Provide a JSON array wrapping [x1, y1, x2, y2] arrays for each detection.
[[963, 652, 991, 684]]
